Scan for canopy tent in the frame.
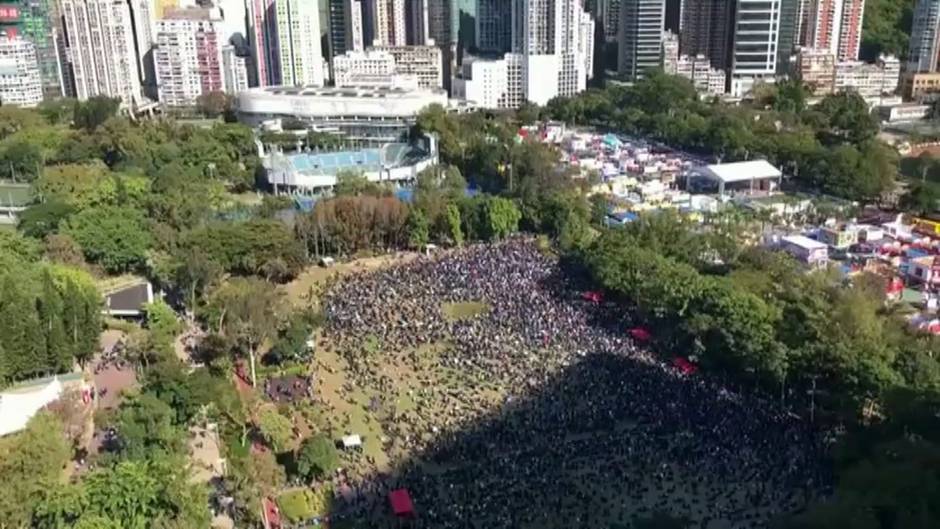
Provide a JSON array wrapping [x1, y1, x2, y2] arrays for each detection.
[[341, 434, 362, 449], [389, 488, 415, 517], [0, 376, 64, 437], [629, 327, 652, 343]]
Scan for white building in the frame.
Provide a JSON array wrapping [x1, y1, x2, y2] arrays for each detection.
[[730, 0, 782, 97], [834, 55, 900, 97], [60, 0, 145, 107], [675, 54, 727, 95], [617, 0, 665, 80], [803, 0, 865, 61], [332, 48, 418, 89], [453, 55, 509, 108], [154, 8, 227, 107], [662, 30, 679, 74], [0, 37, 43, 107], [508, 0, 594, 106], [909, 0, 940, 72], [236, 84, 449, 143], [274, 0, 325, 86], [222, 46, 250, 94], [370, 45, 443, 89]]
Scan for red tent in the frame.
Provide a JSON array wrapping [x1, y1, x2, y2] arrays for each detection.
[[629, 327, 652, 342], [389, 489, 415, 518], [581, 291, 603, 303], [672, 357, 698, 375], [262, 497, 281, 529]]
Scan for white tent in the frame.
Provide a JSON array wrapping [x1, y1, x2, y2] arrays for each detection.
[[341, 434, 362, 449], [0, 377, 63, 437]]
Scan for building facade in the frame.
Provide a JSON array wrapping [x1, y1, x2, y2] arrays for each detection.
[[453, 54, 509, 108], [803, 0, 865, 61], [368, 0, 407, 46], [794, 47, 837, 94], [729, 0, 782, 96], [222, 45, 249, 94], [246, 0, 277, 86], [60, 0, 145, 106], [909, 0, 940, 73], [476, 0, 511, 52], [21, 0, 65, 98], [834, 55, 899, 97], [371, 44, 443, 89], [617, 0, 666, 80], [675, 54, 727, 95], [273, 0, 324, 86], [154, 8, 225, 107], [678, 0, 735, 73], [0, 36, 42, 106]]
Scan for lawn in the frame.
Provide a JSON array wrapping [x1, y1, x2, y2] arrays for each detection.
[[441, 301, 490, 321]]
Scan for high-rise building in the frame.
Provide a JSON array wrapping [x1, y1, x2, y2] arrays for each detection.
[[60, 0, 145, 106], [367, 0, 406, 46], [222, 44, 249, 93], [803, 0, 865, 61], [154, 7, 225, 106], [476, 0, 511, 52], [0, 36, 42, 105], [777, 0, 800, 72], [130, 0, 156, 98], [332, 47, 421, 88], [20, 0, 66, 98], [662, 29, 679, 72], [327, 0, 364, 63], [794, 47, 837, 94], [453, 54, 509, 107], [617, 0, 666, 80], [273, 0, 324, 86], [246, 0, 276, 86], [908, 0, 940, 73], [729, 0, 781, 96], [678, 0, 735, 73]]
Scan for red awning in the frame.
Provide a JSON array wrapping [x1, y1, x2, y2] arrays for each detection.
[[672, 357, 698, 375], [389, 489, 415, 517], [629, 327, 652, 342], [263, 497, 281, 529]]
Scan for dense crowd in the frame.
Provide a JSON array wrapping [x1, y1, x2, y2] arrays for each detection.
[[322, 238, 829, 528]]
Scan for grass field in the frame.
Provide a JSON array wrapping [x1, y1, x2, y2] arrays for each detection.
[[441, 301, 490, 321]]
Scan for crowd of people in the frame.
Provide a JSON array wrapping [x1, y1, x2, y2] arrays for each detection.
[[321, 238, 829, 528]]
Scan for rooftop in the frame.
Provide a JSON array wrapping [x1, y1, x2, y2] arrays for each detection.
[[254, 85, 445, 99], [701, 160, 782, 183], [782, 235, 828, 250]]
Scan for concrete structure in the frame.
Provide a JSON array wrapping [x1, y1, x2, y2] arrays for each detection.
[[154, 8, 225, 107], [332, 47, 420, 89], [21, 0, 67, 98], [794, 47, 838, 94], [662, 30, 679, 73], [834, 55, 900, 97], [222, 45, 249, 94], [617, 0, 665, 80], [60, 0, 145, 107], [453, 54, 509, 107], [803, 0, 865, 61], [327, 0, 364, 63], [371, 44, 443, 89], [0, 36, 42, 106], [908, 0, 940, 73], [902, 71, 940, 100], [729, 0, 782, 96], [678, 0, 735, 74], [274, 0, 324, 87], [130, 0, 155, 98], [236, 85, 449, 143], [878, 102, 930, 122], [675, 54, 727, 95], [596, 0, 622, 42]]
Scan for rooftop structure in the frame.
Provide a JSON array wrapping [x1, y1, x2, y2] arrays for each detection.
[[692, 160, 782, 196], [236, 84, 449, 144]]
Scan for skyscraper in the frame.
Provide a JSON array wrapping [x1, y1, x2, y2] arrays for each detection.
[[476, 0, 511, 52], [245, 0, 277, 86], [273, 0, 324, 86], [60, 0, 145, 106], [909, 0, 940, 72], [154, 7, 225, 106], [327, 0, 364, 62], [367, 0, 406, 46], [729, 0, 781, 95], [21, 0, 66, 98], [617, 0, 665, 80], [678, 0, 735, 72], [803, 0, 865, 61]]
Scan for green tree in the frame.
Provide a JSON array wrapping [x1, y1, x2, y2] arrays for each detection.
[[63, 205, 151, 272], [444, 203, 464, 246], [295, 434, 339, 481], [860, 0, 914, 61], [816, 92, 879, 145], [333, 169, 384, 197], [17, 200, 75, 239], [73, 96, 120, 130], [407, 208, 430, 249], [483, 196, 521, 240], [256, 408, 294, 451], [0, 135, 44, 181], [204, 277, 285, 386]]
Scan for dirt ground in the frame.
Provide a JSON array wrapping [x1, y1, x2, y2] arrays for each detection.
[[282, 252, 421, 309]]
